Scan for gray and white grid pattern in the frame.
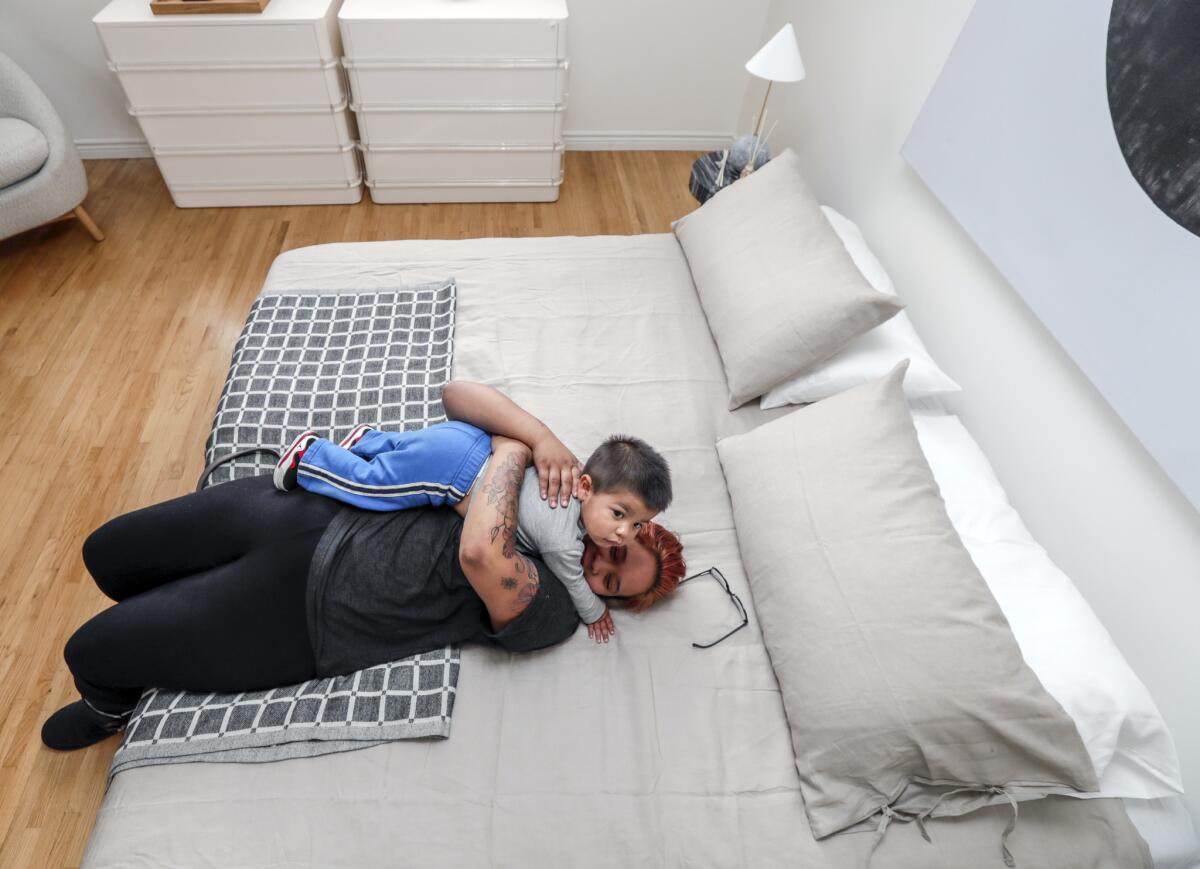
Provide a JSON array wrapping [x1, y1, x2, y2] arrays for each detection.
[[107, 650, 460, 785], [203, 281, 457, 484], [108, 283, 461, 785]]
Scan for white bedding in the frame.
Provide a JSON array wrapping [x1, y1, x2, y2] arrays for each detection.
[[81, 234, 1194, 867], [912, 408, 1197, 869], [912, 409, 1183, 799]]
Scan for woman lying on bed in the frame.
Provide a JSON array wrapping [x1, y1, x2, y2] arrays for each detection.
[[42, 387, 686, 751]]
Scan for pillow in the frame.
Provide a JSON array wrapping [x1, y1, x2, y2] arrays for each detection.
[[759, 207, 961, 407], [715, 362, 1098, 842], [673, 149, 903, 409], [0, 118, 50, 188], [913, 409, 1183, 799]]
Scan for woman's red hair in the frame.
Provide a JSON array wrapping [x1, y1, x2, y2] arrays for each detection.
[[620, 521, 685, 613]]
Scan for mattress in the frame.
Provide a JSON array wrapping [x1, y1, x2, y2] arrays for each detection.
[[82, 234, 1193, 867]]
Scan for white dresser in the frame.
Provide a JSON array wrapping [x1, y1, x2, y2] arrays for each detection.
[[94, 0, 361, 208], [339, 0, 568, 203]]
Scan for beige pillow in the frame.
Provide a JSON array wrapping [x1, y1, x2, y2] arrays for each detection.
[[674, 149, 903, 409], [715, 362, 1098, 844]]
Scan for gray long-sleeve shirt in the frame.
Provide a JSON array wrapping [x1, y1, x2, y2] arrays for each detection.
[[473, 458, 606, 625]]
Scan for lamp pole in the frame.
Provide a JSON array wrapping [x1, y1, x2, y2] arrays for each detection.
[[753, 79, 774, 139]]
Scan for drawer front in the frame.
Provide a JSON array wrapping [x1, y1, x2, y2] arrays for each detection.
[[170, 180, 364, 208], [153, 144, 360, 187], [97, 21, 332, 66], [340, 18, 565, 62], [354, 104, 562, 146], [133, 105, 355, 149], [362, 144, 563, 182], [366, 178, 561, 204], [346, 62, 567, 107], [113, 63, 346, 110]]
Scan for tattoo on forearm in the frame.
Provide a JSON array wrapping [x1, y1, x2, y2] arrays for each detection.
[[512, 556, 539, 613], [483, 451, 524, 559], [479, 451, 541, 612]]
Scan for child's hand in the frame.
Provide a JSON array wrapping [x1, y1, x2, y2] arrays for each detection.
[[587, 608, 615, 644]]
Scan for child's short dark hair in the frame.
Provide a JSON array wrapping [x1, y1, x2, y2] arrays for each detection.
[[582, 435, 672, 513]]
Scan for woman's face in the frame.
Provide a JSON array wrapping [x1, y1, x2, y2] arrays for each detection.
[[581, 537, 657, 599]]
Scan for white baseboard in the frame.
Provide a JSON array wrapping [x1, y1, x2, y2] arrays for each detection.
[[77, 132, 732, 159], [76, 138, 152, 159], [563, 130, 733, 151]]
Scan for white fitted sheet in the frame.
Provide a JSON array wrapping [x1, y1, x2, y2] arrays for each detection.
[[80, 234, 1186, 867], [1126, 798, 1200, 869]]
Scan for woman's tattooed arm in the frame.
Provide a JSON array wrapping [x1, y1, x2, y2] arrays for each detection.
[[459, 439, 541, 627], [483, 449, 524, 558]]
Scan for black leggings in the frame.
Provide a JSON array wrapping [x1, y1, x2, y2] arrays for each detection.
[[65, 475, 342, 717]]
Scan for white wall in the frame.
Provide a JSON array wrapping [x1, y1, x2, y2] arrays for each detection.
[[743, 0, 1200, 826], [0, 0, 770, 155], [1, 0, 146, 156], [562, 0, 769, 149]]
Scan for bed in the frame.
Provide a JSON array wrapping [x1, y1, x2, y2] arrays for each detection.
[[80, 229, 1199, 867]]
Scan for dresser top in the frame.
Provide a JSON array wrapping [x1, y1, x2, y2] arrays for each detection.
[[339, 0, 567, 22], [94, 0, 337, 26]]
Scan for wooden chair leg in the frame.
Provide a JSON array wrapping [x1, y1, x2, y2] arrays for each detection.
[[73, 205, 105, 242]]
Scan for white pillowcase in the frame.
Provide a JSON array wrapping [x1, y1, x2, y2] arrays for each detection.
[[913, 408, 1184, 800], [759, 207, 961, 408]]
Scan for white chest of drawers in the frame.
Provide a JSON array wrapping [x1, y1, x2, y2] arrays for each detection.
[[339, 0, 568, 203], [94, 0, 361, 207]]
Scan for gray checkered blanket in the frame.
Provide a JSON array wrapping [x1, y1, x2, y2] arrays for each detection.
[[108, 280, 461, 786]]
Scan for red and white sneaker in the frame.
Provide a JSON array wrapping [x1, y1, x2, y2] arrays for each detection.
[[338, 423, 374, 450], [273, 430, 319, 492]]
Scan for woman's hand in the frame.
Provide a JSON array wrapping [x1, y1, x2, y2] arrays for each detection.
[[532, 429, 583, 508]]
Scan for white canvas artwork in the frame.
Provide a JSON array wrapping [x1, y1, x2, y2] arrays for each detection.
[[903, 0, 1200, 510]]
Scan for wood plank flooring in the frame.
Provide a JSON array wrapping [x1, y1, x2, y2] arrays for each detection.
[[0, 152, 701, 868]]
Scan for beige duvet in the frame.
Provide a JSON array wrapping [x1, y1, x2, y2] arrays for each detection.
[[82, 234, 1150, 868]]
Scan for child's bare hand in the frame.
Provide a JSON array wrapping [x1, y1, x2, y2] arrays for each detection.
[[586, 608, 615, 644]]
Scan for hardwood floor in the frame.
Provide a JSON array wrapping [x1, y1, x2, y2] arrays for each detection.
[[0, 152, 701, 868]]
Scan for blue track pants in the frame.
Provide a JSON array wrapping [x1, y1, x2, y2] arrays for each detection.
[[296, 421, 492, 511]]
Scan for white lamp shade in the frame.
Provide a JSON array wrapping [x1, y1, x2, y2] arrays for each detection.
[[745, 23, 806, 82]]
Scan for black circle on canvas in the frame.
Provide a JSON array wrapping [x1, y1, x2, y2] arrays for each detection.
[[1107, 0, 1200, 238]]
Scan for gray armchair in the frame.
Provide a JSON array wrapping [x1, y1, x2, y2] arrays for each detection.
[[0, 50, 103, 243]]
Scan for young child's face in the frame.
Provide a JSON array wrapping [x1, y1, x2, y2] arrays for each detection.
[[576, 474, 657, 548]]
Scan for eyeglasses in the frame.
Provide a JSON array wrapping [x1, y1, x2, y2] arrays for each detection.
[[679, 566, 749, 649]]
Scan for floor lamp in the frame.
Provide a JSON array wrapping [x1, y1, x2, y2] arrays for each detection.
[[746, 23, 806, 145]]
